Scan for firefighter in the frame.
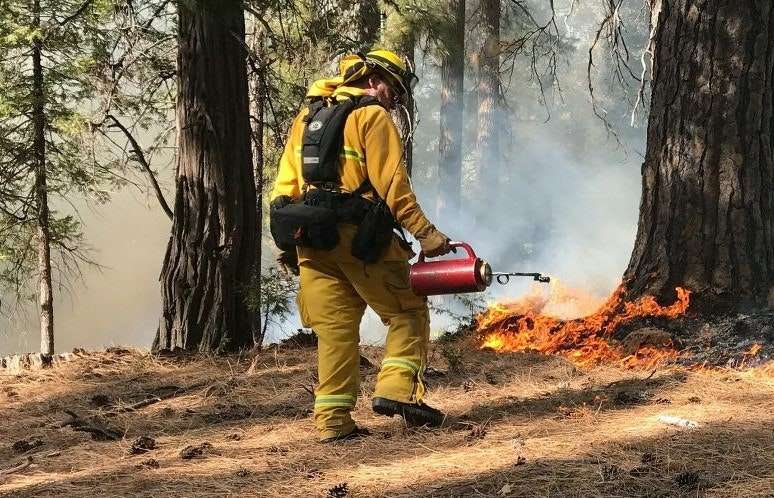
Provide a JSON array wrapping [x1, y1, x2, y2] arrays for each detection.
[[270, 49, 452, 443]]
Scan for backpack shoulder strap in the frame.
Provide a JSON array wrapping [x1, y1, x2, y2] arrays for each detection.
[[303, 100, 324, 122], [352, 95, 382, 110]]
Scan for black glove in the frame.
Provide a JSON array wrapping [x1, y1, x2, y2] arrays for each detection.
[[277, 250, 299, 276]]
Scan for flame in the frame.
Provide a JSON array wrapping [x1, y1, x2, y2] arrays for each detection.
[[744, 343, 763, 357], [478, 282, 691, 368], [737, 342, 765, 368]]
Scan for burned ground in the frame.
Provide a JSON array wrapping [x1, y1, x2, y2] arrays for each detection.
[[1, 342, 772, 497]]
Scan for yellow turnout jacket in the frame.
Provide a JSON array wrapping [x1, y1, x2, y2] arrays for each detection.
[[270, 86, 435, 259]]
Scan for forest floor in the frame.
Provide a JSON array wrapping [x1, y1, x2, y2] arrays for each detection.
[[1, 336, 773, 498]]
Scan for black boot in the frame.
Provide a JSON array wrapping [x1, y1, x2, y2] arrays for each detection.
[[320, 426, 371, 444], [372, 397, 445, 427]]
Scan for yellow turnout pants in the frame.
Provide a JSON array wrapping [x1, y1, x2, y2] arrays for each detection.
[[297, 226, 430, 440]]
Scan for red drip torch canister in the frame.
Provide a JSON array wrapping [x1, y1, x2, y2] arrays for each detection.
[[409, 242, 493, 296]]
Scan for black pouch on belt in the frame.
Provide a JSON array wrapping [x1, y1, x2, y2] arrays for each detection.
[[351, 198, 396, 263], [270, 198, 339, 251]]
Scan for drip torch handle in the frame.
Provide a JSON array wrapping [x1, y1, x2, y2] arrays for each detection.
[[448, 241, 475, 258], [417, 241, 474, 263]]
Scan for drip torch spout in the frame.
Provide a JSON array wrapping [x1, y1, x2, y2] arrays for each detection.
[[492, 272, 551, 285]]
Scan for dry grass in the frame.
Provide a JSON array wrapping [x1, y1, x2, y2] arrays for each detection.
[[1, 340, 772, 498]]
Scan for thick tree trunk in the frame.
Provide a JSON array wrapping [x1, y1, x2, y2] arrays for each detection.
[[623, 0, 774, 312], [32, 0, 54, 356], [437, 0, 466, 219], [477, 0, 500, 193], [155, 0, 257, 352]]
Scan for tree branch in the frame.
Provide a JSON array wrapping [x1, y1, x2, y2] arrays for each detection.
[[0, 456, 33, 478], [57, 0, 95, 26], [106, 114, 173, 221]]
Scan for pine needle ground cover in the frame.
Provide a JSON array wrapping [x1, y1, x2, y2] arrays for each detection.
[[1, 343, 772, 497]]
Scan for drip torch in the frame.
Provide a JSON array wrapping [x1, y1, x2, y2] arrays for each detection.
[[409, 242, 550, 296]]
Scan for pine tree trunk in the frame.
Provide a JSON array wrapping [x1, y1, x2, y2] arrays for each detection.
[[155, 0, 257, 352], [251, 35, 265, 348], [437, 0, 466, 219], [623, 0, 774, 313], [477, 0, 500, 193], [32, 0, 54, 356]]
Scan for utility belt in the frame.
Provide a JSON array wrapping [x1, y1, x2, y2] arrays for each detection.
[[270, 180, 400, 263]]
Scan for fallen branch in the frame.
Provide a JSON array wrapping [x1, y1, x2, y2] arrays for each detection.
[[0, 456, 33, 477], [109, 383, 206, 414], [114, 395, 168, 413], [61, 410, 124, 441]]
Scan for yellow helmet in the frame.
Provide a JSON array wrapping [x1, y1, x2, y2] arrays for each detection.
[[340, 49, 418, 96]]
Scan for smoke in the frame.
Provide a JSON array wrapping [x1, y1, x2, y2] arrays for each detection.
[[0, 5, 649, 354], [0, 187, 173, 356], [407, 7, 649, 329]]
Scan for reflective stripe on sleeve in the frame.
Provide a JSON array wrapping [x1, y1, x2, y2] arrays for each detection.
[[342, 146, 364, 164]]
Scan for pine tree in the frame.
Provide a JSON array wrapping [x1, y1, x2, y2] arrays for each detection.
[[381, 0, 417, 175], [0, 0, 115, 354], [342, 0, 381, 51]]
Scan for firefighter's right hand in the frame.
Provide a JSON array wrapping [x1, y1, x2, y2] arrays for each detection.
[[419, 228, 452, 258], [277, 250, 299, 276]]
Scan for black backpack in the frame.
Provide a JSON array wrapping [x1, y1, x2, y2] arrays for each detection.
[[271, 96, 393, 256]]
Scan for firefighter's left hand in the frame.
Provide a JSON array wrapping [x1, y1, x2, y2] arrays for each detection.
[[419, 228, 452, 258], [277, 250, 299, 276]]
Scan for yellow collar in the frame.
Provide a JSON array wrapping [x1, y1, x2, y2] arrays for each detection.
[[332, 85, 367, 100]]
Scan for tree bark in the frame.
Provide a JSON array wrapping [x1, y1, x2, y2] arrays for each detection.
[[477, 0, 500, 193], [155, 0, 257, 352], [623, 0, 774, 312], [250, 34, 265, 348], [437, 0, 466, 219], [32, 0, 54, 356]]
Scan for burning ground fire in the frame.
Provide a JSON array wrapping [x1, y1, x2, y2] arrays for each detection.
[[478, 282, 692, 368]]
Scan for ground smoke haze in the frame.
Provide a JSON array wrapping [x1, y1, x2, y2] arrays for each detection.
[[0, 188, 173, 355]]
